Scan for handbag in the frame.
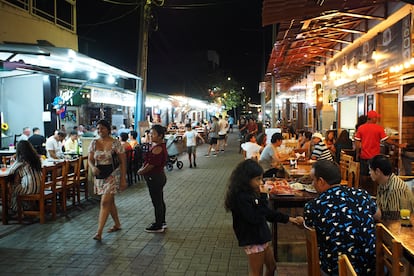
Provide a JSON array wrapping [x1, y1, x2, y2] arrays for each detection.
[[95, 152, 120, 179], [96, 164, 113, 179]]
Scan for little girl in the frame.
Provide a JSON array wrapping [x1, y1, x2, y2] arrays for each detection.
[[224, 159, 302, 276]]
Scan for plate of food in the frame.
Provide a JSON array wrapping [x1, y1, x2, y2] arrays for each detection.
[[290, 182, 305, 190], [304, 185, 317, 193]]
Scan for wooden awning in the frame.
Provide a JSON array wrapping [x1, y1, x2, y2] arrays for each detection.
[[261, 0, 405, 91]]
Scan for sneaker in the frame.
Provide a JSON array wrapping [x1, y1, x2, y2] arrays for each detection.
[[162, 222, 168, 229], [194, 162, 197, 167], [204, 154, 210, 157], [145, 223, 164, 233], [212, 153, 217, 157]]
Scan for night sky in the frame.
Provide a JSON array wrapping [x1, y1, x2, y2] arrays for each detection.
[[77, 0, 271, 102]]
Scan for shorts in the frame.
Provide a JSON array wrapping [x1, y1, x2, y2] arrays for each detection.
[[187, 146, 196, 154], [209, 138, 218, 145], [244, 242, 269, 255], [218, 134, 226, 140], [230, 124, 233, 129]]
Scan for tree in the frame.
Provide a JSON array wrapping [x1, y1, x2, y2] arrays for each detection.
[[206, 70, 244, 111]]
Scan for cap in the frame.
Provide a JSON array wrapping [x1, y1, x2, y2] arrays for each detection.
[[312, 132, 323, 140], [367, 110, 380, 119]]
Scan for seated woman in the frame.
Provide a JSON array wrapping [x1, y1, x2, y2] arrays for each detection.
[[334, 130, 353, 163], [8, 140, 42, 213], [325, 130, 336, 158], [259, 133, 290, 178]]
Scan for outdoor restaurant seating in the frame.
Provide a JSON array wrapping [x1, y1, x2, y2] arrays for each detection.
[[305, 226, 320, 276], [17, 164, 57, 224], [54, 161, 68, 215], [65, 158, 80, 206], [340, 152, 353, 185], [376, 223, 405, 276], [338, 254, 357, 276], [347, 160, 360, 189], [76, 155, 89, 201]]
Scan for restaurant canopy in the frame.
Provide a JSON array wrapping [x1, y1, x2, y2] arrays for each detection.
[[261, 0, 408, 91]]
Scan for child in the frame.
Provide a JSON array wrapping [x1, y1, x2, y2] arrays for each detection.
[[224, 159, 302, 276], [183, 123, 205, 168], [241, 133, 263, 160]]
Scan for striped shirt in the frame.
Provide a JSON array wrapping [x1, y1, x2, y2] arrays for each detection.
[[377, 173, 414, 214], [311, 141, 333, 161]]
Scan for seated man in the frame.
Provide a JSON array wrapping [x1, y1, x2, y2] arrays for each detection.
[[301, 160, 379, 275], [369, 154, 414, 219], [310, 133, 333, 161]]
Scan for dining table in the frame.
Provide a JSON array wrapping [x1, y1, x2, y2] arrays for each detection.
[[0, 158, 65, 225], [269, 189, 318, 261], [382, 216, 414, 265], [282, 159, 314, 178]]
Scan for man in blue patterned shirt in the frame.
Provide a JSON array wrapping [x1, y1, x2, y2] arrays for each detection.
[[302, 160, 380, 275]]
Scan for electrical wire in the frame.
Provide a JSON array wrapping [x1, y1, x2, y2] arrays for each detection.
[[78, 5, 140, 27]]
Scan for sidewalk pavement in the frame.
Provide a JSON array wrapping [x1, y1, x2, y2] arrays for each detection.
[[0, 132, 307, 275]]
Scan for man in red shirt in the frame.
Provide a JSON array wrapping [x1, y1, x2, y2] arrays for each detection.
[[355, 110, 406, 194]]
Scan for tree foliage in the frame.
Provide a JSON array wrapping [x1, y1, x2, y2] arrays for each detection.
[[206, 70, 244, 111]]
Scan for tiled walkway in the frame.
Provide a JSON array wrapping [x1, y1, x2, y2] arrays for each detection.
[[0, 132, 308, 275]]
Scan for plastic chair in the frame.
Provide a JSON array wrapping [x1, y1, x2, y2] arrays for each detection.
[[376, 223, 404, 276], [305, 226, 321, 276], [338, 254, 357, 276]]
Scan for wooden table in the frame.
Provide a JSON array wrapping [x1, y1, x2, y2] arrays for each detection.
[[0, 167, 12, 225], [269, 190, 318, 261], [382, 216, 414, 264], [283, 163, 313, 178]]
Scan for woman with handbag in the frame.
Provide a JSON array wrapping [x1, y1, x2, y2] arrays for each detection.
[[138, 124, 168, 233], [88, 119, 127, 241]]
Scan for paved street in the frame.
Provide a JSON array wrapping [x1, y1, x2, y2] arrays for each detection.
[[0, 132, 307, 275]]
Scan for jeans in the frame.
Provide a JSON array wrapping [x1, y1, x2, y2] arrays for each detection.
[[145, 173, 167, 226]]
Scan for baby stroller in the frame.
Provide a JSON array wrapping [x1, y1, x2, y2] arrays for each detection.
[[165, 134, 184, 171]]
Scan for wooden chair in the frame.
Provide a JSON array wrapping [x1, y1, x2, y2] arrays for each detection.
[[65, 158, 79, 206], [338, 254, 357, 276], [340, 153, 353, 185], [125, 149, 134, 186], [54, 161, 68, 214], [76, 156, 89, 201], [347, 160, 360, 188], [376, 223, 404, 276], [305, 226, 321, 276], [17, 164, 57, 224], [13, 134, 22, 146]]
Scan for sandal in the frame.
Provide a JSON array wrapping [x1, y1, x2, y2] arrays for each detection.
[[93, 233, 102, 241], [107, 225, 122, 233]]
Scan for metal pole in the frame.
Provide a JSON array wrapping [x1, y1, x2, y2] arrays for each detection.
[[271, 75, 276, 127], [137, 1, 149, 122]]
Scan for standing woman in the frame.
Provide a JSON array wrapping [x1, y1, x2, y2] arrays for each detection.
[[88, 119, 126, 241], [8, 140, 42, 213], [138, 125, 168, 233]]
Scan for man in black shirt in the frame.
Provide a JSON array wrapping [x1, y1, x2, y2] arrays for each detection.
[[28, 127, 46, 155]]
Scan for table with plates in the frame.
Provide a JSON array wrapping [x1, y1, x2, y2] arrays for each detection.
[[382, 216, 414, 264]]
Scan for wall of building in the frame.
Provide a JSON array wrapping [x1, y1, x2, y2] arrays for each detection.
[[0, 74, 44, 147], [0, 2, 78, 50]]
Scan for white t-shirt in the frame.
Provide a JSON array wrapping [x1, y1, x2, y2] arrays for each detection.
[[241, 142, 262, 160], [184, 130, 197, 147], [45, 136, 63, 159]]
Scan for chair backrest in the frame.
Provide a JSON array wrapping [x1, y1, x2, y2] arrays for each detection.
[[347, 160, 360, 188], [338, 254, 357, 276], [376, 223, 404, 276], [66, 158, 79, 184], [13, 134, 22, 146], [79, 155, 89, 176], [340, 153, 353, 181], [305, 226, 321, 276], [41, 164, 57, 194]]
